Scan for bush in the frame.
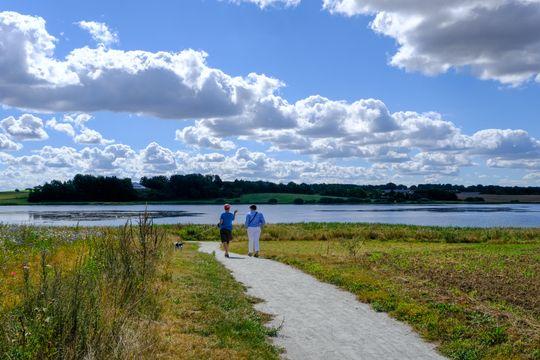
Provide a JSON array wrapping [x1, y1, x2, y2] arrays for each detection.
[[268, 198, 278, 204], [293, 198, 305, 205]]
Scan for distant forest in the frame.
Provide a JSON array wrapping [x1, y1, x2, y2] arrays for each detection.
[[27, 173, 540, 203]]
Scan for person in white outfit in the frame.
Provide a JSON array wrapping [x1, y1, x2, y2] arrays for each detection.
[[245, 204, 265, 257]]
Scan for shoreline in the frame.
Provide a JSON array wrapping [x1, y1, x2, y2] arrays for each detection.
[[1, 200, 540, 206]]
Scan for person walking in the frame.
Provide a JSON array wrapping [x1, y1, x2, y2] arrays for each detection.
[[245, 204, 265, 257], [219, 204, 237, 258]]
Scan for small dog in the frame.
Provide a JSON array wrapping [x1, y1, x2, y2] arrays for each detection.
[[174, 241, 184, 250]]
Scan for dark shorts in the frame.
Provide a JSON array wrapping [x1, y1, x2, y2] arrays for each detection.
[[220, 228, 232, 243]]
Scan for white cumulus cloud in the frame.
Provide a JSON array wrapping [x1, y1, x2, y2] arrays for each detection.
[[0, 134, 21, 151], [0, 114, 48, 141], [77, 20, 119, 46], [322, 0, 540, 86]]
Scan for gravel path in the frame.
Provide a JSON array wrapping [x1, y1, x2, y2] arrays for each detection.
[[198, 242, 445, 360]]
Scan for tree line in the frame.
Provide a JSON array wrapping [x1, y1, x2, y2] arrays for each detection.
[[28, 174, 137, 202], [27, 173, 540, 203]]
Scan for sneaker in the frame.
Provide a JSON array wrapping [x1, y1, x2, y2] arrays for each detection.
[[225, 253, 230, 258], [248, 252, 253, 257], [254, 252, 259, 258]]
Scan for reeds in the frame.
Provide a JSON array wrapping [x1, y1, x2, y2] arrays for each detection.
[[0, 211, 165, 359]]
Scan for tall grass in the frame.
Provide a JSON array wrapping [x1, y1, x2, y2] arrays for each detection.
[[0, 213, 165, 359], [164, 222, 540, 244]]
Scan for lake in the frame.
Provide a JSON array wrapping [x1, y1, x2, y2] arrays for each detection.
[[0, 203, 539, 227]]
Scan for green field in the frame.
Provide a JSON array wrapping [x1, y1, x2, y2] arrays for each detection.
[[0, 191, 343, 205], [0, 191, 29, 205], [221, 223, 540, 360]]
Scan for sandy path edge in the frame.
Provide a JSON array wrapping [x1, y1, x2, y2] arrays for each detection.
[[198, 242, 446, 360]]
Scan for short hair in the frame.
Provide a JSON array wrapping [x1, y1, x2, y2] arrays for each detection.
[[249, 204, 257, 210]]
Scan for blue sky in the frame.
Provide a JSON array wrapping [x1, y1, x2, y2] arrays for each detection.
[[0, 0, 539, 189]]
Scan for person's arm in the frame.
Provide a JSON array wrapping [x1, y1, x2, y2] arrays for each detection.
[[245, 214, 249, 227], [259, 213, 266, 228], [219, 213, 224, 226]]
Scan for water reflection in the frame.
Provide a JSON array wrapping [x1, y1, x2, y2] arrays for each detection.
[[28, 210, 202, 221], [319, 206, 537, 213]]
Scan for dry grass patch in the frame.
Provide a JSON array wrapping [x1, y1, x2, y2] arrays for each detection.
[[150, 242, 280, 360]]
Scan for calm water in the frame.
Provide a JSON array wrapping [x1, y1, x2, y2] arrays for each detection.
[[0, 204, 539, 227]]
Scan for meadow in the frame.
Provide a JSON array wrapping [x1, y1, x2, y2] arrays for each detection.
[[213, 223, 540, 360], [2, 221, 539, 359], [0, 219, 279, 359], [0, 191, 30, 205]]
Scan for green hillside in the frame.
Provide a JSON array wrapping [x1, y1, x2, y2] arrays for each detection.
[[0, 191, 29, 205]]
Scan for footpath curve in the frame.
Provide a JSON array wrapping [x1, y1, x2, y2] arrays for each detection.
[[198, 242, 446, 360]]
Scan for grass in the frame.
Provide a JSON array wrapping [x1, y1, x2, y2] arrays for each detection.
[[0, 191, 343, 205], [152, 243, 280, 359], [0, 191, 29, 205], [0, 217, 166, 359], [0, 221, 280, 359], [219, 223, 540, 360]]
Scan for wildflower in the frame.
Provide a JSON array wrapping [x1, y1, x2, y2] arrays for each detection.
[[10, 271, 16, 276]]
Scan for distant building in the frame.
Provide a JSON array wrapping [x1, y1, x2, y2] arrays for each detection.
[[132, 182, 148, 191]]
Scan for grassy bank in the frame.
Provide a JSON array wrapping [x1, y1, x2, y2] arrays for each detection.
[[217, 223, 539, 360], [0, 222, 279, 359], [0, 191, 343, 206], [0, 191, 30, 205]]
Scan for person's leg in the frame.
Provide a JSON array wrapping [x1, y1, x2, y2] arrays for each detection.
[[220, 229, 230, 257], [247, 227, 254, 255], [253, 227, 261, 256]]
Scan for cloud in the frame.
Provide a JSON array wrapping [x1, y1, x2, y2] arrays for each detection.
[[77, 20, 118, 46], [1, 10, 539, 186], [472, 129, 540, 158], [81, 144, 136, 169], [228, 0, 301, 8], [182, 97, 469, 160], [323, 0, 540, 85], [63, 113, 93, 126], [45, 113, 113, 145], [46, 118, 75, 137], [0, 142, 387, 189], [177, 94, 540, 177], [0, 11, 282, 120], [0, 114, 48, 141], [0, 134, 21, 151], [141, 142, 177, 172], [176, 123, 236, 150], [74, 127, 114, 145]]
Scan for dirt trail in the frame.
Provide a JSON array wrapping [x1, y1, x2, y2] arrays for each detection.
[[199, 242, 446, 360]]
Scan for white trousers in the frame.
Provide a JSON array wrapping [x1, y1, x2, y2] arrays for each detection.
[[247, 227, 261, 253]]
